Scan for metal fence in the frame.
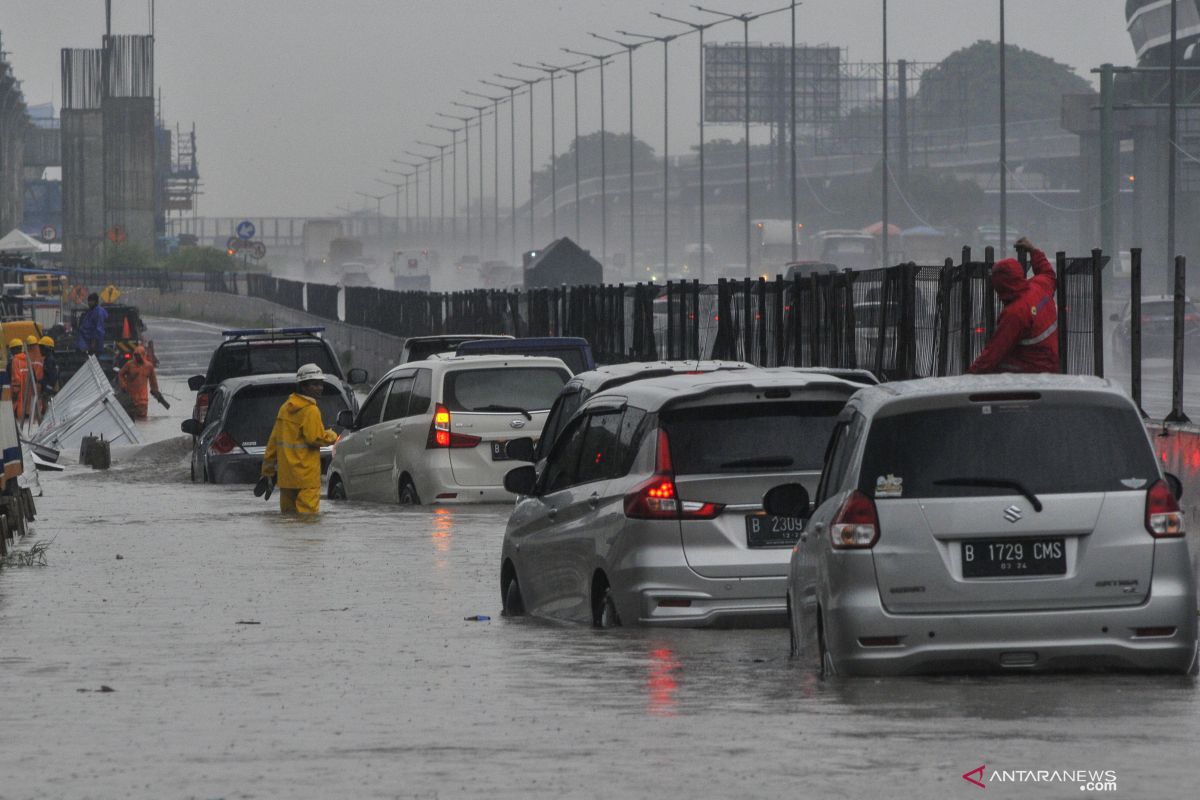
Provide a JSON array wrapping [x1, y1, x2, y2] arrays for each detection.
[[60, 251, 1108, 381]]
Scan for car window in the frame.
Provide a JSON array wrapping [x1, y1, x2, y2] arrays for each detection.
[[615, 407, 648, 477], [535, 387, 583, 461], [576, 410, 625, 484], [225, 382, 348, 447], [442, 367, 569, 413], [207, 340, 340, 384], [409, 369, 432, 415], [662, 400, 846, 476], [539, 416, 588, 494], [858, 399, 1159, 499], [357, 380, 390, 428], [816, 416, 855, 505], [383, 373, 415, 422], [206, 388, 229, 429]]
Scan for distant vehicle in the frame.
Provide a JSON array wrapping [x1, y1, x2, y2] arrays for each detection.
[[328, 237, 363, 267], [774, 374, 1198, 676], [1111, 295, 1200, 362], [398, 334, 514, 365], [455, 254, 481, 277], [392, 249, 434, 291], [784, 261, 837, 281], [180, 373, 353, 484], [814, 230, 878, 270], [755, 219, 804, 272], [57, 303, 145, 382], [302, 219, 342, 268], [326, 355, 571, 505], [455, 336, 595, 373], [186, 327, 366, 425], [338, 261, 373, 287], [498, 369, 862, 627], [480, 261, 521, 290]]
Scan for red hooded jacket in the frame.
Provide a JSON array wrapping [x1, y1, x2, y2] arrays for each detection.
[[967, 248, 1059, 374]]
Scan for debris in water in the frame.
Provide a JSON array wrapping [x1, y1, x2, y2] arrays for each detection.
[[236, 620, 261, 625], [116, 554, 123, 560], [464, 615, 491, 621]]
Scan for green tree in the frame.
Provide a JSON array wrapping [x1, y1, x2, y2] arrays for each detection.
[[163, 246, 235, 272], [100, 242, 157, 271], [533, 131, 656, 197]]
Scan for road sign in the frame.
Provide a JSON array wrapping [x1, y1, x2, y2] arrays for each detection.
[[106, 225, 126, 244], [100, 284, 121, 304], [41, 225, 57, 242], [251, 242, 267, 260], [236, 220, 256, 240]]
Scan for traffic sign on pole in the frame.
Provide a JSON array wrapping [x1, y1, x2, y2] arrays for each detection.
[[251, 242, 267, 260], [236, 220, 256, 240], [41, 225, 57, 242]]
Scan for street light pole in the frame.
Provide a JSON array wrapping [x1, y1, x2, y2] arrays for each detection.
[[1000, 0, 1007, 251], [1169, 0, 1179, 267], [592, 33, 645, 279], [548, 63, 591, 244], [482, 78, 523, 262], [393, 159, 422, 235], [383, 167, 412, 235], [519, 62, 580, 241], [497, 73, 544, 252], [563, 47, 617, 269], [620, 29, 680, 278], [653, 12, 721, 282], [454, 100, 489, 258], [404, 149, 436, 242], [416, 139, 449, 248], [429, 123, 461, 248], [438, 110, 475, 255], [466, 89, 508, 259], [882, 0, 889, 268], [372, 177, 403, 239]]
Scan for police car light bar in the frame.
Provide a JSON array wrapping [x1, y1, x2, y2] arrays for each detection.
[[221, 326, 326, 338]]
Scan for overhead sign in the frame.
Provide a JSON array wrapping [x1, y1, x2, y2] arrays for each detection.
[[236, 220, 256, 240], [703, 43, 841, 125], [41, 225, 57, 242], [106, 225, 126, 244]]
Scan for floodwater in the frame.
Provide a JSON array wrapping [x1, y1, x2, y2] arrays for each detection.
[[0, 317, 1197, 799]]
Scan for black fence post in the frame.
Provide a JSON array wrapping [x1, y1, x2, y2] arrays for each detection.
[[937, 258, 953, 376], [983, 245, 996, 339], [1166, 255, 1190, 424], [691, 280, 701, 361], [1091, 248, 1104, 378], [1055, 252, 1069, 374], [1131, 248, 1143, 415], [773, 275, 785, 367], [757, 277, 768, 367], [666, 281, 675, 360], [843, 269, 857, 370], [959, 252, 973, 373]]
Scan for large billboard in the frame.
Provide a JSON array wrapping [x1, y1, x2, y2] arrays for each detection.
[[703, 43, 841, 125]]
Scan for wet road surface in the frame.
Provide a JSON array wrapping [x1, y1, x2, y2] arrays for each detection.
[[0, 317, 1197, 799]]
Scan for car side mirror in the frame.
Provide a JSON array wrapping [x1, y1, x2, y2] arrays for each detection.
[[504, 465, 538, 496], [336, 409, 356, 430], [1165, 471, 1184, 501], [187, 375, 205, 391], [505, 437, 536, 462], [347, 368, 369, 385], [1109, 313, 1120, 322], [763, 483, 812, 518], [180, 419, 201, 436]]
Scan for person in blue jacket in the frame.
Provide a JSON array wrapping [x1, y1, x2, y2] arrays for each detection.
[[75, 293, 108, 355]]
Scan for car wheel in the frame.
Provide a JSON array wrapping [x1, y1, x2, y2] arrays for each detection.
[[328, 475, 347, 501], [595, 585, 621, 628], [398, 476, 420, 506], [503, 576, 526, 617]]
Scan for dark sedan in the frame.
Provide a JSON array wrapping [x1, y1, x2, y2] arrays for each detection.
[[1111, 295, 1200, 361], [181, 374, 351, 484]]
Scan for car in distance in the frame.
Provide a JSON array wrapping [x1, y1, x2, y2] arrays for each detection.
[[326, 355, 571, 505], [1110, 295, 1200, 362], [769, 374, 1198, 676], [398, 334, 515, 365], [181, 373, 352, 483], [187, 327, 367, 425], [499, 370, 862, 627]]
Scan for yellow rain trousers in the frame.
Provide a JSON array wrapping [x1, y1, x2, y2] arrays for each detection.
[[261, 393, 338, 515]]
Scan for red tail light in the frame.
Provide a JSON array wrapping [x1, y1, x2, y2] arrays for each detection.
[[623, 429, 724, 520], [1145, 479, 1184, 538], [829, 490, 880, 549], [209, 432, 236, 455], [1185, 314, 1200, 323], [194, 392, 210, 423], [426, 403, 482, 449]]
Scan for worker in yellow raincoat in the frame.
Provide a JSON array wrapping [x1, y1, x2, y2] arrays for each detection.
[[256, 363, 338, 515]]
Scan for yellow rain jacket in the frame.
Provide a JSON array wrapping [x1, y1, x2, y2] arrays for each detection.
[[261, 393, 338, 489]]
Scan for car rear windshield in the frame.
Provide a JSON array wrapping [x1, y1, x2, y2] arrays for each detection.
[[458, 344, 586, 373], [442, 367, 569, 413], [207, 340, 340, 384], [222, 383, 348, 448], [662, 401, 845, 475], [859, 398, 1159, 498]]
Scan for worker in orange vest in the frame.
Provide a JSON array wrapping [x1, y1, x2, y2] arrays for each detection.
[[117, 344, 167, 420], [8, 338, 41, 421]]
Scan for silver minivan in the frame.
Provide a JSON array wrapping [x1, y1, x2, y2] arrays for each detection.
[[500, 371, 861, 627], [770, 375, 1199, 676]]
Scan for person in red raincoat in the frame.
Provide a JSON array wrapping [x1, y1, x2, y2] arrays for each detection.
[[968, 237, 1059, 374]]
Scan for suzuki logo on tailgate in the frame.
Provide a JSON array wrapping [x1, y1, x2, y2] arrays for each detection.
[[1003, 505, 1023, 523]]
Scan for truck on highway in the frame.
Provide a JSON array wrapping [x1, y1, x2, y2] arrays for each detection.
[[302, 220, 342, 269], [392, 249, 435, 291], [754, 219, 805, 273]]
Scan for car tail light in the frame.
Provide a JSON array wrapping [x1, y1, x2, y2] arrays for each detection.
[[209, 432, 237, 455], [194, 392, 210, 423], [623, 429, 724, 520], [829, 490, 880, 549], [1186, 314, 1200, 323], [426, 404, 482, 449], [1145, 479, 1184, 538]]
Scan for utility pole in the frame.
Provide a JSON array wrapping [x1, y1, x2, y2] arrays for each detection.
[[497, 73, 544, 252], [620, 28, 680, 278], [416, 139, 449, 247], [518, 62, 580, 241], [429, 123, 462, 246], [403, 149, 436, 243], [1099, 63, 1116, 267], [437, 111, 475, 254], [465, 89, 508, 259], [454, 101, 489, 257], [1000, 0, 1007, 251], [1168, 0, 1179, 267], [653, 12, 720, 282], [393, 159, 422, 235], [383, 167, 412, 235], [881, 0, 889, 268], [563, 48, 618, 269], [482, 78, 523, 263]]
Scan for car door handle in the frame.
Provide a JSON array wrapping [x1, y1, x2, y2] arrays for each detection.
[[588, 493, 600, 509]]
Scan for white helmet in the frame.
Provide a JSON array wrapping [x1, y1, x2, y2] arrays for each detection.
[[296, 363, 325, 383]]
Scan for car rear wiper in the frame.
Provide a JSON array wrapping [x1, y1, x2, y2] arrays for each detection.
[[472, 404, 532, 420], [720, 455, 795, 469], [932, 477, 1043, 512]]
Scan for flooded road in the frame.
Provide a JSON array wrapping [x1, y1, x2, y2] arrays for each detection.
[[0, 317, 1196, 799]]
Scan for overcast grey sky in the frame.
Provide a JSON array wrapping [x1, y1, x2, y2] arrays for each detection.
[[3, 1, 1135, 217]]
